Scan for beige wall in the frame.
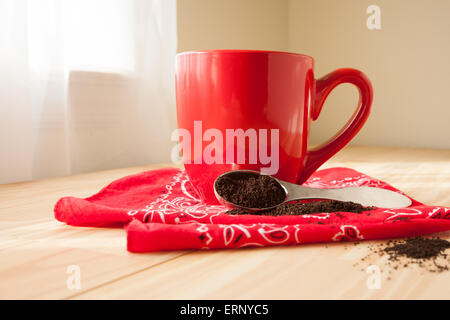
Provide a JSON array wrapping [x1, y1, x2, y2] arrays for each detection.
[[289, 0, 450, 149], [177, 0, 450, 149], [177, 0, 289, 52]]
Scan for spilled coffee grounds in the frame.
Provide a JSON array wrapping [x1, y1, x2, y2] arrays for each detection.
[[385, 237, 450, 260], [226, 200, 373, 216], [215, 171, 285, 208], [365, 237, 450, 273]]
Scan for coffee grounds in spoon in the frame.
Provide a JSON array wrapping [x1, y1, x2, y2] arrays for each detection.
[[215, 172, 285, 209], [226, 199, 374, 216]]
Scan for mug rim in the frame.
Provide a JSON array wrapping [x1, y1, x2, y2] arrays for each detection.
[[177, 49, 314, 60]]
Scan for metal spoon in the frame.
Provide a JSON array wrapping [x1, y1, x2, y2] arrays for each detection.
[[214, 170, 412, 212]]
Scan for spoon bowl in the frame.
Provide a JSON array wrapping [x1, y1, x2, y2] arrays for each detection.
[[214, 170, 288, 212]]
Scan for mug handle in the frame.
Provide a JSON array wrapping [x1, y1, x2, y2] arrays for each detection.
[[297, 68, 373, 184]]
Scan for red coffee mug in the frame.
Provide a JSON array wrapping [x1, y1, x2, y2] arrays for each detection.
[[175, 50, 373, 204]]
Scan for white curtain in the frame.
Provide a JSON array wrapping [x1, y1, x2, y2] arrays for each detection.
[[0, 0, 177, 184]]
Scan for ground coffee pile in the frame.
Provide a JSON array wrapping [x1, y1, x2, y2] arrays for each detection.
[[385, 237, 450, 260], [384, 237, 450, 272], [215, 172, 286, 208], [364, 237, 450, 273], [226, 200, 373, 216]]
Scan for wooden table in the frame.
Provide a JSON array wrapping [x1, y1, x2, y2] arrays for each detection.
[[1, 146, 449, 300]]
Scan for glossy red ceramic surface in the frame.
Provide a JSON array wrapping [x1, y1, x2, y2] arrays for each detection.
[[175, 50, 373, 204]]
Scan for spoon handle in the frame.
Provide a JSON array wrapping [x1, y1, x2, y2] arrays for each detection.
[[282, 182, 412, 208]]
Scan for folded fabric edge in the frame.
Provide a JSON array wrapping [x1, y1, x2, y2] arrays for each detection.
[[54, 197, 130, 227], [126, 219, 450, 253]]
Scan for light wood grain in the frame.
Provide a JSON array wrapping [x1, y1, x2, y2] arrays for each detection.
[[1, 146, 449, 299], [0, 163, 191, 299]]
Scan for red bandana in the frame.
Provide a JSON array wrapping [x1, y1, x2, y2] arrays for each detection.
[[54, 167, 450, 252]]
